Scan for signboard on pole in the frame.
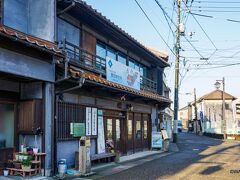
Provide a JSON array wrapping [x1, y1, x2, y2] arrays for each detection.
[[86, 107, 92, 136], [106, 59, 140, 90]]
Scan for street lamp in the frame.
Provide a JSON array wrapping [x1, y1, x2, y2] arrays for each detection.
[[214, 81, 221, 90], [214, 77, 226, 140]]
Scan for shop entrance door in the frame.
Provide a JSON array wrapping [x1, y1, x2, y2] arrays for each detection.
[[142, 114, 150, 149], [104, 116, 124, 154], [126, 113, 134, 154], [0, 102, 15, 167], [134, 113, 142, 151]]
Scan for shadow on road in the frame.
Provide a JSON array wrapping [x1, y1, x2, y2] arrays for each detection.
[[100, 132, 240, 180]]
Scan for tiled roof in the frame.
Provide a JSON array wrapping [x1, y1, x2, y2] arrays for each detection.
[[0, 25, 62, 56], [68, 66, 171, 103], [199, 90, 237, 101]]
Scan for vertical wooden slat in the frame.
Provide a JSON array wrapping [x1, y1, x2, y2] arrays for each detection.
[[0, 0, 3, 25], [56, 101, 86, 140]]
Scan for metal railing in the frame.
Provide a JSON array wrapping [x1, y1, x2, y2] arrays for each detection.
[[140, 76, 157, 93], [59, 39, 106, 76], [59, 39, 158, 93]]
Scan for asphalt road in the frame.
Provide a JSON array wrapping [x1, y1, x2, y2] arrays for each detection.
[[100, 133, 240, 180]]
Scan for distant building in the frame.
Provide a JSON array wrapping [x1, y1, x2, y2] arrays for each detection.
[[178, 106, 189, 129], [180, 90, 239, 137], [234, 98, 240, 134]]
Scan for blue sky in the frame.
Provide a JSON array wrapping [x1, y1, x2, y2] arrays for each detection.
[[85, 0, 240, 108]]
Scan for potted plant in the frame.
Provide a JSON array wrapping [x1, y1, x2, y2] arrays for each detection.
[[21, 158, 32, 171], [18, 152, 29, 161], [33, 135, 39, 154], [114, 150, 121, 163]]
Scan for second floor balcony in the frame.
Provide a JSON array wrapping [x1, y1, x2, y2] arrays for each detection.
[[59, 40, 158, 93]]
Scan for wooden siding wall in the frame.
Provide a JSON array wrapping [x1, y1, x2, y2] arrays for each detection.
[[81, 30, 96, 55], [57, 101, 85, 140], [18, 100, 42, 134]]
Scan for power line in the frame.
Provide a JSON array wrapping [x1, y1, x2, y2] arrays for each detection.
[[191, 6, 240, 9], [182, 0, 218, 50], [195, 1, 240, 4], [134, 0, 176, 56], [188, 12, 240, 23], [189, 62, 240, 69], [189, 10, 240, 13], [154, 0, 205, 59]]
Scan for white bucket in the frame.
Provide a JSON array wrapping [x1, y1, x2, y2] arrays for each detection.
[[3, 170, 9, 177]]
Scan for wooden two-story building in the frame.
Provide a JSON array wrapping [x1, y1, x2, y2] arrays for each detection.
[[55, 0, 171, 167], [0, 0, 63, 175]]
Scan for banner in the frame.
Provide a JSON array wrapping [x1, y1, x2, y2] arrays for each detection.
[[92, 108, 97, 135], [86, 107, 92, 136], [97, 110, 105, 154], [106, 58, 140, 90]]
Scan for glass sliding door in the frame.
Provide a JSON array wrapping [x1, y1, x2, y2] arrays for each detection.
[[0, 103, 15, 168], [127, 113, 134, 153], [0, 103, 14, 149]]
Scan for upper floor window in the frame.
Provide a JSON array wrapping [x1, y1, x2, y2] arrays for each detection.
[[3, 0, 55, 42], [107, 48, 117, 61], [96, 43, 106, 58], [96, 41, 147, 77], [118, 54, 127, 65], [129, 60, 135, 69], [57, 18, 80, 47]]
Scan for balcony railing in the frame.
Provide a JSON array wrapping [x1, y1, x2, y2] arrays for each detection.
[[59, 39, 158, 93]]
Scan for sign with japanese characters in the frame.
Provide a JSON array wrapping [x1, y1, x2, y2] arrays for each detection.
[[91, 108, 98, 136], [86, 107, 92, 136], [97, 110, 106, 154], [106, 58, 140, 90]]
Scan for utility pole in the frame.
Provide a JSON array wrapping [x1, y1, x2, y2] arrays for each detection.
[[194, 88, 198, 135], [222, 77, 226, 140], [214, 77, 226, 140], [173, 0, 181, 143]]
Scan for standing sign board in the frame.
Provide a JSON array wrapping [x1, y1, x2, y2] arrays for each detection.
[[97, 110, 105, 154], [106, 59, 140, 90], [151, 132, 163, 148], [86, 107, 92, 136]]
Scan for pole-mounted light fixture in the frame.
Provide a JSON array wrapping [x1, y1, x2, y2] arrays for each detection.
[[214, 81, 221, 90]]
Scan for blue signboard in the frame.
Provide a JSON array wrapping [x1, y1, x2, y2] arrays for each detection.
[[151, 132, 163, 148], [106, 58, 140, 90]]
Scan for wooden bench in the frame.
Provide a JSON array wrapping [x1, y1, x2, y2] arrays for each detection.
[[75, 152, 116, 169], [7, 168, 36, 177], [91, 153, 116, 163]]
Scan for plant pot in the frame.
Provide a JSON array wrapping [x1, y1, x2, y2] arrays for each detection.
[[3, 170, 9, 177], [33, 148, 39, 154], [23, 155, 28, 160], [22, 165, 31, 171]]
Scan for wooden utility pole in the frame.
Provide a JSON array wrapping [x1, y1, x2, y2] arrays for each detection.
[[173, 0, 181, 143], [194, 88, 198, 134], [222, 77, 226, 140]]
